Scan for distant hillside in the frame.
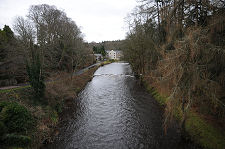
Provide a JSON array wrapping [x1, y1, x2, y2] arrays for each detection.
[[89, 40, 124, 51]]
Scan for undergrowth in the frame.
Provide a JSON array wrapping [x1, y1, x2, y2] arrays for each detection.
[[0, 66, 99, 148], [144, 80, 225, 149]]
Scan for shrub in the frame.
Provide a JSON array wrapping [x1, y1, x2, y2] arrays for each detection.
[[3, 134, 31, 147], [50, 110, 58, 124], [165, 42, 175, 51], [109, 59, 115, 62], [0, 121, 7, 137], [1, 102, 34, 133], [55, 102, 63, 113], [0, 101, 9, 112]]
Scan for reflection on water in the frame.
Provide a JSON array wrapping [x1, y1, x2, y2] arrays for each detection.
[[47, 63, 200, 149]]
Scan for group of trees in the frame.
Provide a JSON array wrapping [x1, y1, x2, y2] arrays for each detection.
[[100, 40, 123, 51], [14, 4, 90, 73], [0, 4, 92, 98], [93, 45, 106, 56], [0, 25, 24, 86], [124, 0, 225, 131], [0, 25, 14, 61], [91, 40, 123, 52]]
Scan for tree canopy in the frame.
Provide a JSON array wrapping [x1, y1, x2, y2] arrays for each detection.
[[124, 0, 225, 131]]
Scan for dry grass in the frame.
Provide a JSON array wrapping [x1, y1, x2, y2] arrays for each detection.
[[142, 27, 225, 149], [37, 66, 98, 145], [45, 67, 97, 107]]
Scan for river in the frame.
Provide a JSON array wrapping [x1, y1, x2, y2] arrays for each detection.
[[46, 62, 200, 149]]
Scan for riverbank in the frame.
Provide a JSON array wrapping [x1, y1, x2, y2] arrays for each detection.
[[142, 77, 225, 149], [0, 65, 100, 148]]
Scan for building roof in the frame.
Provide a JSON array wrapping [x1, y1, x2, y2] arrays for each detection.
[[107, 50, 122, 53], [94, 54, 103, 56]]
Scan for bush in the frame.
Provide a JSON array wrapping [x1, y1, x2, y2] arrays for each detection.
[[109, 59, 115, 62], [50, 110, 58, 124], [3, 134, 31, 147], [0, 121, 7, 137], [0, 101, 9, 112], [55, 102, 63, 113], [165, 42, 175, 51], [0, 102, 34, 133]]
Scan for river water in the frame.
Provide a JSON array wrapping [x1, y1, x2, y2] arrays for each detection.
[[46, 62, 200, 149]]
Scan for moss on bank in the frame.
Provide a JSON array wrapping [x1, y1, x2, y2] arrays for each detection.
[[144, 84, 168, 106], [143, 80, 225, 149], [186, 112, 225, 149]]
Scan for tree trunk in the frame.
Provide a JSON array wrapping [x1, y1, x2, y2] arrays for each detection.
[[181, 97, 186, 140]]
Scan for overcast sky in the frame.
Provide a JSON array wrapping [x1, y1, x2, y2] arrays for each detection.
[[0, 0, 137, 42]]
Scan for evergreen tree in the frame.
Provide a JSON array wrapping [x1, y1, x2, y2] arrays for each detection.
[[26, 46, 45, 99]]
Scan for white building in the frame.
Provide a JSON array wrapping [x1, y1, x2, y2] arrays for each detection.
[[94, 54, 103, 61], [106, 50, 122, 60]]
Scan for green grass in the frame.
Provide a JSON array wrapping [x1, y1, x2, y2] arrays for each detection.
[[143, 80, 225, 149], [143, 82, 167, 106], [186, 112, 225, 149], [0, 85, 31, 94]]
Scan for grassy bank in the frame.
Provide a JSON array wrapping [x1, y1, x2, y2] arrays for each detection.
[[0, 66, 99, 149], [143, 80, 225, 149], [100, 59, 116, 66], [101, 61, 111, 66]]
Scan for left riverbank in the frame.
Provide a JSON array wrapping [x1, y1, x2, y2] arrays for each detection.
[[0, 64, 102, 149]]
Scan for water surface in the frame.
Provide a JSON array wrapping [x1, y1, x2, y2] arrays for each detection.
[[47, 62, 199, 149]]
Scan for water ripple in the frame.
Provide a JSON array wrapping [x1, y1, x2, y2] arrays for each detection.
[[46, 63, 201, 149]]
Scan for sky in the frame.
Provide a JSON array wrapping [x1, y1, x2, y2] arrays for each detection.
[[0, 0, 137, 42]]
